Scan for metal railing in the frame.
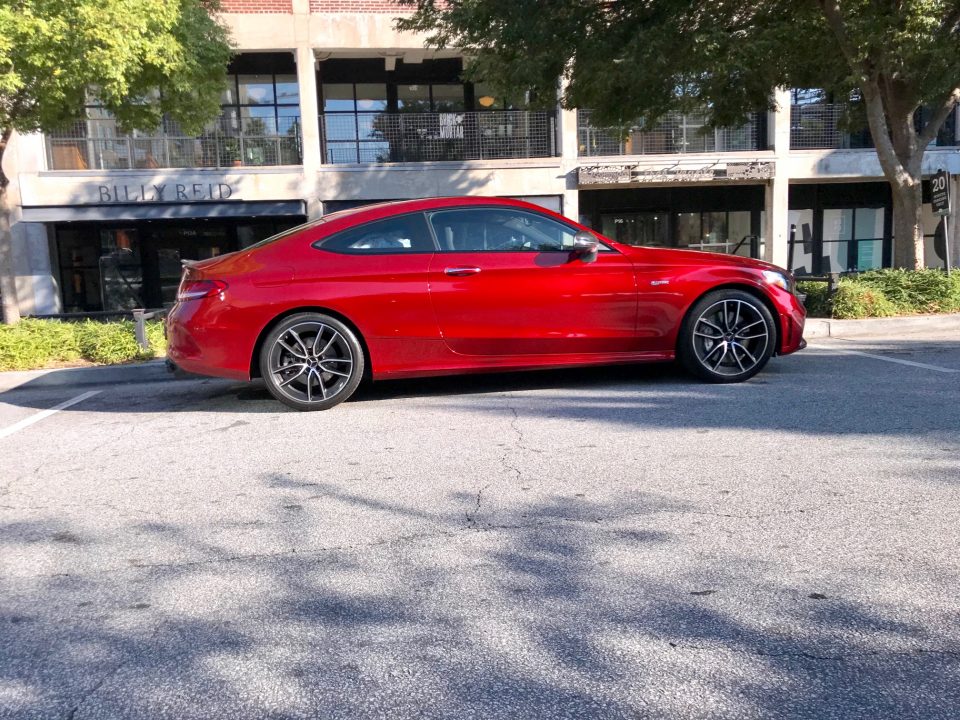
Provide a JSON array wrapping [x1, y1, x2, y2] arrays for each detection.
[[45, 117, 303, 170], [578, 109, 761, 157], [790, 102, 959, 150], [789, 103, 873, 150], [320, 110, 558, 164]]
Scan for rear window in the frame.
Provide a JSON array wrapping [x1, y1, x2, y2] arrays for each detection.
[[316, 213, 436, 254], [243, 218, 324, 251]]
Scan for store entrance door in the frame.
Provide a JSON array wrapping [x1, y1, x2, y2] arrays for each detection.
[[140, 224, 231, 308]]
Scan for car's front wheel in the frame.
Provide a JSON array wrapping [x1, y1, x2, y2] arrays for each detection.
[[260, 312, 365, 410], [678, 290, 776, 383]]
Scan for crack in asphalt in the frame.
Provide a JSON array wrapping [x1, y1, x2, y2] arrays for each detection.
[[63, 622, 164, 719], [465, 484, 491, 527]]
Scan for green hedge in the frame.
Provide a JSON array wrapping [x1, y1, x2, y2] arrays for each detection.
[[0, 319, 167, 372], [798, 269, 960, 319]]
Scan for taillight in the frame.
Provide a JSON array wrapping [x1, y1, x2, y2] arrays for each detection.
[[177, 279, 228, 301]]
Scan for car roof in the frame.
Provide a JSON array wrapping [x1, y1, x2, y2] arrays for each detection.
[[321, 196, 558, 226]]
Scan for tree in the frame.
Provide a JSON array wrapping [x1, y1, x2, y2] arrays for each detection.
[[0, 0, 232, 323], [399, 0, 960, 269]]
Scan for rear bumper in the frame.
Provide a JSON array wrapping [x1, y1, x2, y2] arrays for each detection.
[[165, 301, 252, 381]]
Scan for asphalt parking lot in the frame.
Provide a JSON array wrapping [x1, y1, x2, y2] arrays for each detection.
[[1, 332, 959, 719]]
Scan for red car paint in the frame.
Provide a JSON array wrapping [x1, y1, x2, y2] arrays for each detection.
[[166, 196, 805, 383]]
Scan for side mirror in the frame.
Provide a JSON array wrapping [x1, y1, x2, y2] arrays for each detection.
[[572, 230, 599, 262]]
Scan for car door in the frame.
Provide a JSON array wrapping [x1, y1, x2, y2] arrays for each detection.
[[426, 206, 639, 356], [307, 212, 439, 343]]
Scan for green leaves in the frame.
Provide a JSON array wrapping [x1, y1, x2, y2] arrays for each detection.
[[0, 0, 232, 136], [398, 0, 960, 132]]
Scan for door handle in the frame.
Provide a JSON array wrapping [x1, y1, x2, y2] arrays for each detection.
[[444, 266, 482, 277]]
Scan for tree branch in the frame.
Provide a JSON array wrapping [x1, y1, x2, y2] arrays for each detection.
[[861, 78, 913, 185], [918, 87, 960, 150]]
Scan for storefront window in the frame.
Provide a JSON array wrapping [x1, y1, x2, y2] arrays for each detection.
[[55, 218, 305, 312], [600, 213, 669, 247], [46, 55, 303, 170]]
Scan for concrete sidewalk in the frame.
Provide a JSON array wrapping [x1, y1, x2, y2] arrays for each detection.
[[802, 312, 960, 339], [2, 313, 958, 392]]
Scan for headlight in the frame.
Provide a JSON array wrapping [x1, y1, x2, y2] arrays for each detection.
[[762, 269, 792, 292]]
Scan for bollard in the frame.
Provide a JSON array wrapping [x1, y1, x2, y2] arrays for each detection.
[[133, 309, 150, 350]]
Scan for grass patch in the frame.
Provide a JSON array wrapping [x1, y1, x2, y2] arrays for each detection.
[[0, 319, 167, 372], [799, 269, 960, 319]]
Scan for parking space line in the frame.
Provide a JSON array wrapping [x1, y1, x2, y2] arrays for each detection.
[[807, 345, 959, 373], [0, 390, 102, 440]]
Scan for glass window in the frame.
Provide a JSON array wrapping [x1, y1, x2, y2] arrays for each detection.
[[398, 84, 431, 112], [473, 83, 525, 111], [323, 84, 356, 112], [702, 212, 728, 244], [241, 106, 278, 135], [600, 213, 668, 247], [432, 84, 465, 112], [674, 213, 700, 248], [430, 208, 577, 252], [356, 84, 387, 112], [238, 74, 275, 105], [788, 209, 815, 275], [319, 214, 436, 254], [822, 208, 853, 272], [274, 74, 300, 104], [854, 207, 884, 270]]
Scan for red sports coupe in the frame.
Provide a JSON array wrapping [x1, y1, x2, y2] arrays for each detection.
[[166, 197, 806, 410]]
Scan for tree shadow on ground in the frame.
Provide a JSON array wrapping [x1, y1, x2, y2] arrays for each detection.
[[2, 475, 959, 719]]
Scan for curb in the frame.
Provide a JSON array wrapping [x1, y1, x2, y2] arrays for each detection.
[[0, 359, 196, 393], [802, 313, 960, 340]]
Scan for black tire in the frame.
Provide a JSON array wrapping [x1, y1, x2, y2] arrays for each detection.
[[678, 289, 776, 383], [259, 312, 365, 411]]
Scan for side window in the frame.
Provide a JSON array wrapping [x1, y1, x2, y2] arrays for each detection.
[[318, 213, 435, 254], [429, 208, 578, 252]]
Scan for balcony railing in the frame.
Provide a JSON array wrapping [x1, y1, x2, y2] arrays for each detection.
[[45, 118, 303, 170], [790, 102, 959, 150], [320, 110, 557, 164], [578, 109, 762, 157], [789, 103, 873, 150]]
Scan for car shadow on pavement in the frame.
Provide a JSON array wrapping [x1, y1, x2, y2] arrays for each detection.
[[2, 483, 958, 719]]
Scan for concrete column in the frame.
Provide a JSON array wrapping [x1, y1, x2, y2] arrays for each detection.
[[556, 72, 581, 222], [295, 44, 323, 220], [764, 88, 792, 268], [0, 207, 20, 324], [11, 222, 58, 315]]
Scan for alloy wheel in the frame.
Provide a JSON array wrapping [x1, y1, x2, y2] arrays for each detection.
[[691, 299, 770, 377], [267, 321, 355, 404]]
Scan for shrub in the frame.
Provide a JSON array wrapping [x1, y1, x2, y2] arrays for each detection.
[[830, 280, 898, 319], [797, 281, 831, 318], [0, 319, 81, 370], [0, 318, 168, 371], [854, 269, 960, 314]]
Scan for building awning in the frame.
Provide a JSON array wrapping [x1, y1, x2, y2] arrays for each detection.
[[20, 200, 306, 223]]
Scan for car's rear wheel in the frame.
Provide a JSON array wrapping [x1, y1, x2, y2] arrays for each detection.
[[678, 290, 776, 383], [260, 313, 365, 411]]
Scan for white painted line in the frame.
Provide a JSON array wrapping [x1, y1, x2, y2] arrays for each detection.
[[0, 390, 101, 440], [807, 345, 959, 374]]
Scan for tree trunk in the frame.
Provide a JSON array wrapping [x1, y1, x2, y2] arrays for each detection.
[[0, 130, 20, 324], [891, 177, 925, 269]]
